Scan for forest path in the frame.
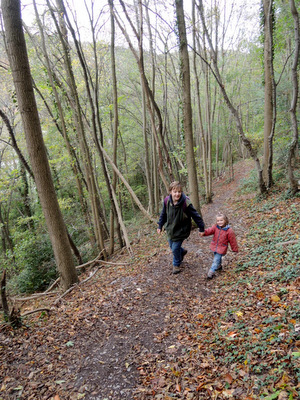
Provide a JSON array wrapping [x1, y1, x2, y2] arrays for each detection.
[[71, 160, 255, 400], [0, 159, 255, 400]]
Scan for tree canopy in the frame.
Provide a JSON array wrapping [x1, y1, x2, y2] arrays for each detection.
[[0, 0, 299, 293]]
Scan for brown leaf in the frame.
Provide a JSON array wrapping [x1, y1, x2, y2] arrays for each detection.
[[175, 383, 181, 392], [224, 373, 234, 384], [199, 362, 210, 368], [255, 291, 265, 300]]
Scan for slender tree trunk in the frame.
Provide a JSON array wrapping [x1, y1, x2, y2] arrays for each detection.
[[175, 0, 201, 212], [57, 0, 126, 253], [100, 146, 154, 223], [1, 0, 78, 290], [144, 1, 155, 214], [192, 6, 210, 202], [0, 203, 14, 256], [287, 0, 299, 194], [109, 0, 119, 254], [32, 1, 96, 248], [48, 0, 106, 255], [197, 0, 266, 194], [19, 163, 34, 229], [0, 108, 34, 180], [1, 270, 9, 319], [204, 59, 213, 201], [113, 0, 173, 191], [263, 0, 276, 188]]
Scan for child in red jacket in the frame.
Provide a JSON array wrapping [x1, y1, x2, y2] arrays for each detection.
[[200, 212, 238, 279]]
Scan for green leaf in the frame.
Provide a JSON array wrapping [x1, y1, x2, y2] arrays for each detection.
[[264, 391, 281, 400], [13, 386, 23, 391]]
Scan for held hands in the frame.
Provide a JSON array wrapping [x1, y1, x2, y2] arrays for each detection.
[[199, 232, 205, 237], [157, 228, 162, 235]]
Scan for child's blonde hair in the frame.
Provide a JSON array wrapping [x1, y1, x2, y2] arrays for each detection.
[[169, 181, 182, 192], [216, 211, 229, 225]]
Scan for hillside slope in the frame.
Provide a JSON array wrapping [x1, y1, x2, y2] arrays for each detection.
[[1, 160, 299, 400]]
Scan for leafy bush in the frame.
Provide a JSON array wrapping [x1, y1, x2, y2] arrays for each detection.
[[8, 233, 57, 293]]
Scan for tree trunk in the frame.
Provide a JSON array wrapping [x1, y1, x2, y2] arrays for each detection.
[[192, 2, 210, 203], [175, 0, 201, 212], [144, 0, 155, 214], [114, 0, 174, 191], [197, 0, 266, 194], [109, 0, 121, 254], [287, 0, 299, 194], [32, 1, 96, 248], [263, 0, 276, 188], [48, 0, 106, 255], [0, 203, 14, 257], [1, 0, 78, 290]]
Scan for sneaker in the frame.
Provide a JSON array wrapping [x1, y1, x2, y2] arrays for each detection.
[[181, 249, 188, 261], [207, 270, 215, 279], [172, 266, 182, 274]]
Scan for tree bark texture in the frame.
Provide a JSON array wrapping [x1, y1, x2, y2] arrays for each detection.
[[287, 0, 299, 194], [175, 0, 201, 212], [263, 0, 276, 187], [1, 0, 78, 290]]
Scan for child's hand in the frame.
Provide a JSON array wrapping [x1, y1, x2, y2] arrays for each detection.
[[157, 228, 162, 235], [199, 232, 205, 237]]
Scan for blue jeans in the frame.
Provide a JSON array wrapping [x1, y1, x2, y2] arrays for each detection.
[[210, 252, 223, 272], [168, 239, 185, 266]]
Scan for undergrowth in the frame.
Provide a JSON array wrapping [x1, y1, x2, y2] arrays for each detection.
[[212, 181, 300, 398], [137, 171, 299, 400]]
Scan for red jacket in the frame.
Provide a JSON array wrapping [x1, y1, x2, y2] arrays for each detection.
[[203, 224, 238, 255]]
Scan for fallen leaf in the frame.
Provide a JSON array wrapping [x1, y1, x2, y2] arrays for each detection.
[[256, 291, 265, 300], [224, 373, 234, 384], [200, 362, 210, 368], [271, 295, 280, 303]]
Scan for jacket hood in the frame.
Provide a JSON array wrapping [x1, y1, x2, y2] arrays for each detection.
[[216, 224, 230, 231]]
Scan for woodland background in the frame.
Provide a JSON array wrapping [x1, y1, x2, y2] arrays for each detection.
[[0, 0, 299, 298]]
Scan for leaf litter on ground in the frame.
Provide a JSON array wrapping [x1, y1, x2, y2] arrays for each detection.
[[0, 160, 299, 400]]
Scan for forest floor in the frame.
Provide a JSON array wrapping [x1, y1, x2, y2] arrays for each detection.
[[0, 159, 299, 400]]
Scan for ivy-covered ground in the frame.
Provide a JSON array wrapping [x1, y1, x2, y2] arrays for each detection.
[[0, 160, 299, 400]]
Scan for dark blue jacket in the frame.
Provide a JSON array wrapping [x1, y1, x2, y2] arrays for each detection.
[[157, 193, 204, 241]]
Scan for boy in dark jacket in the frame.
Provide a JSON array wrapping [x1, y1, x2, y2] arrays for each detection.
[[157, 181, 205, 274], [200, 212, 238, 279]]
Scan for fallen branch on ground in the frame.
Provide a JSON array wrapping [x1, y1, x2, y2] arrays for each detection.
[[11, 253, 129, 312], [275, 240, 299, 247], [54, 265, 103, 305], [14, 291, 58, 302], [21, 308, 51, 317], [76, 250, 105, 269]]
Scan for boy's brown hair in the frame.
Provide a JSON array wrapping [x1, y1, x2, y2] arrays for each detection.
[[169, 181, 182, 193]]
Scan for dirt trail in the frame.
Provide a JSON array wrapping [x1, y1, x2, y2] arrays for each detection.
[[71, 160, 254, 400], [0, 160, 255, 400]]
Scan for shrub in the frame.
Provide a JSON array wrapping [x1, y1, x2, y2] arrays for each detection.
[[8, 233, 57, 294]]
